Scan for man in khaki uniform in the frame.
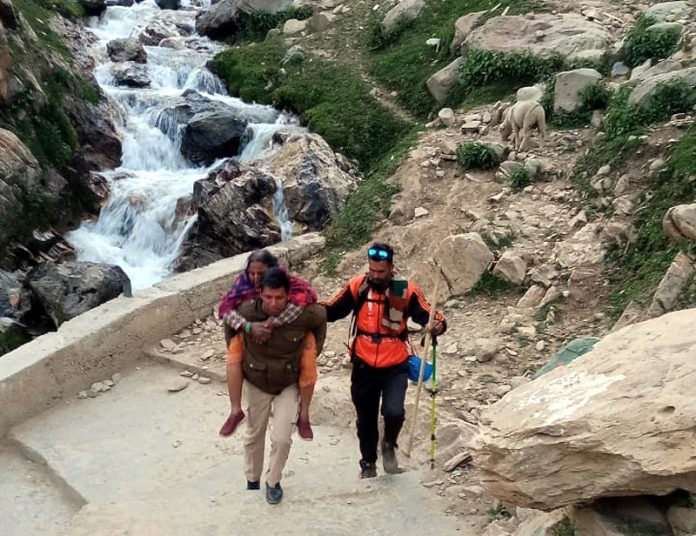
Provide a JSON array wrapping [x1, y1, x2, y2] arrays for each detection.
[[222, 267, 326, 504]]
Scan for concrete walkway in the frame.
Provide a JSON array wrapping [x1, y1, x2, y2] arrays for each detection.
[[3, 361, 462, 536]]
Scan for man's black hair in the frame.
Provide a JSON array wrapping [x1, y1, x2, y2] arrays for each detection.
[[260, 267, 291, 292], [247, 249, 279, 269]]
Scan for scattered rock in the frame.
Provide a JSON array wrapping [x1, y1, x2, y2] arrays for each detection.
[[180, 370, 194, 377], [443, 451, 473, 472], [438, 107, 456, 127], [426, 57, 463, 105], [107, 38, 147, 63], [451, 11, 486, 52], [664, 203, 696, 242], [198, 377, 211, 384], [492, 252, 527, 286], [167, 379, 189, 392], [414, 207, 429, 218], [475, 337, 500, 363], [382, 0, 425, 37], [161, 339, 180, 352]]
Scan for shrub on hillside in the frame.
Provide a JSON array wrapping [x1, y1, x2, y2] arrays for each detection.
[[456, 142, 499, 170], [460, 49, 564, 90], [241, 7, 313, 41], [622, 15, 682, 68]]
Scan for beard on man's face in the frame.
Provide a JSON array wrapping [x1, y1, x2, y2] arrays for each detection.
[[367, 276, 390, 291]]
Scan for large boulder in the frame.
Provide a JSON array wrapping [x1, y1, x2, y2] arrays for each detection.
[[465, 14, 612, 59], [138, 19, 181, 46], [664, 203, 696, 242], [155, 0, 181, 9], [260, 132, 360, 229], [106, 37, 147, 63], [426, 57, 463, 105], [471, 308, 696, 510], [180, 110, 248, 165], [110, 62, 151, 87], [62, 96, 122, 171], [645, 252, 695, 319], [553, 68, 602, 113], [451, 11, 485, 52], [428, 233, 494, 296], [629, 67, 696, 107], [382, 0, 425, 37], [630, 59, 683, 83], [176, 159, 281, 270], [27, 261, 130, 327], [646, 1, 691, 23], [82, 0, 107, 17], [195, 0, 293, 40], [492, 251, 527, 285]]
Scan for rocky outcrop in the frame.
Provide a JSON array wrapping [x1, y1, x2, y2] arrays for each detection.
[[471, 308, 696, 510], [645, 252, 695, 319], [0, 129, 43, 222], [646, 1, 691, 23], [27, 261, 130, 328], [0, 0, 18, 30], [138, 19, 181, 46], [382, 0, 425, 37], [465, 14, 612, 59], [176, 159, 280, 270], [180, 110, 248, 165], [260, 132, 360, 229], [195, 0, 293, 39], [629, 67, 696, 106], [107, 38, 147, 63]]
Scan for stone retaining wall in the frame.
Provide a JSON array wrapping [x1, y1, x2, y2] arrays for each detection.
[[0, 234, 324, 436]]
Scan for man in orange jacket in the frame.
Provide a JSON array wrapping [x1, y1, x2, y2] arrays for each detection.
[[323, 242, 446, 478]]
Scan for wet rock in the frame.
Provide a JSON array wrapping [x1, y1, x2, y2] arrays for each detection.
[[180, 110, 247, 165], [155, 0, 181, 9], [26, 262, 130, 328], [82, 0, 106, 17], [107, 37, 147, 63], [110, 62, 151, 88]]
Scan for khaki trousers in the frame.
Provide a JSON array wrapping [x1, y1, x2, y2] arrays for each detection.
[[242, 380, 299, 486]]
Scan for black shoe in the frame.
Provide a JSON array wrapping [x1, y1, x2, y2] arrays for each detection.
[[266, 482, 283, 504], [382, 441, 399, 474], [247, 480, 260, 490], [359, 460, 377, 479]]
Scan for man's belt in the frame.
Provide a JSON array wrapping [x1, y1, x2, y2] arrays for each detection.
[[356, 329, 407, 343]]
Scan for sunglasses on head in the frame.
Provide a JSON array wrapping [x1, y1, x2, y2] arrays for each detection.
[[368, 248, 391, 261]]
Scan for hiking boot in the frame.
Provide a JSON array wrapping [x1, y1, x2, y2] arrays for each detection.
[[219, 410, 245, 437], [246, 480, 260, 490], [266, 482, 283, 505], [297, 416, 313, 441], [359, 460, 377, 479], [381, 441, 399, 474]]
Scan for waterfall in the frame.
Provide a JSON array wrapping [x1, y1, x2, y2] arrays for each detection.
[[67, 0, 303, 290]]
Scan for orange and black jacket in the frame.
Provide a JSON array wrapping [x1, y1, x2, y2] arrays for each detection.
[[323, 275, 447, 368]]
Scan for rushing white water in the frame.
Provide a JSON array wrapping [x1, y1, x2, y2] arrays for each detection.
[[67, 0, 299, 289]]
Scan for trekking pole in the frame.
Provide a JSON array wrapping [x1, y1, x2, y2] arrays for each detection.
[[429, 337, 438, 470], [403, 279, 439, 458]]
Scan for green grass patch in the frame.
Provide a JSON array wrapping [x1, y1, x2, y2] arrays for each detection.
[[607, 125, 696, 319], [510, 167, 531, 192], [480, 231, 515, 255], [12, 0, 73, 57], [552, 517, 576, 536], [366, 0, 542, 117], [212, 39, 413, 171], [574, 79, 696, 178], [0, 182, 57, 259], [240, 7, 313, 42], [456, 142, 499, 170], [14, 69, 78, 171], [622, 15, 683, 68]]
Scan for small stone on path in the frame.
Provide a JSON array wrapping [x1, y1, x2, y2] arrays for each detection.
[[168, 379, 189, 392]]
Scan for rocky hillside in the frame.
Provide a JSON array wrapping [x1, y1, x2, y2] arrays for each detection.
[[182, 0, 696, 533]]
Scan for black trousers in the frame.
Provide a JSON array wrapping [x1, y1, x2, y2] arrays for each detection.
[[350, 358, 409, 464]]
